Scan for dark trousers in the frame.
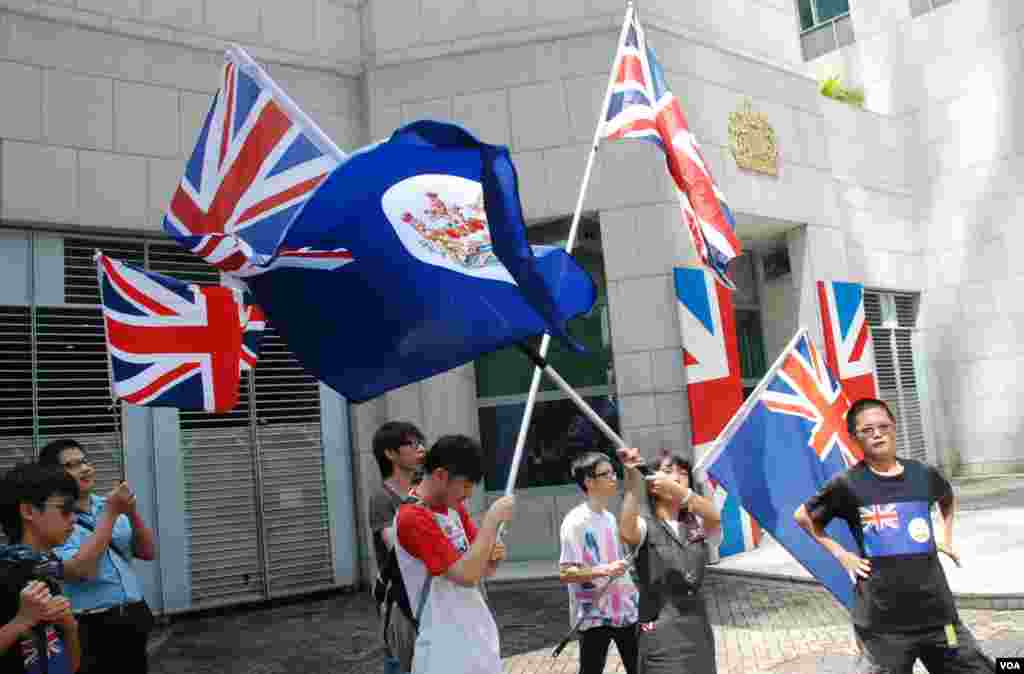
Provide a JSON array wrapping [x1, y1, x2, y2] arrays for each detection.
[[579, 624, 639, 674], [77, 604, 151, 674], [855, 621, 995, 674]]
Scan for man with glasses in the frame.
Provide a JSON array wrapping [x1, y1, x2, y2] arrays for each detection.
[[370, 422, 428, 674], [38, 439, 156, 674], [559, 452, 638, 674], [0, 463, 82, 674], [794, 398, 994, 673]]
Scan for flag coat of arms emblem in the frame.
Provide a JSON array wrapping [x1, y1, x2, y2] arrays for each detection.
[[244, 121, 597, 402], [816, 280, 878, 403], [674, 267, 760, 555], [96, 254, 255, 412], [602, 10, 742, 287], [698, 329, 864, 608]]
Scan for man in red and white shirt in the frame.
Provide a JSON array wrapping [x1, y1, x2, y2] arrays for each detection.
[[395, 435, 515, 674]]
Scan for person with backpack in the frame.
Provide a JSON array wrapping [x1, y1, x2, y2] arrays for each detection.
[[369, 422, 427, 674], [394, 435, 514, 674]]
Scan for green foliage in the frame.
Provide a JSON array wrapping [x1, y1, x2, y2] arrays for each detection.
[[819, 75, 864, 107]]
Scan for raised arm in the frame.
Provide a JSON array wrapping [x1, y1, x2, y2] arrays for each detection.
[[617, 447, 645, 547]]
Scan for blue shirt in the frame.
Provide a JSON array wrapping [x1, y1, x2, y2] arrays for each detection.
[[54, 495, 143, 611]]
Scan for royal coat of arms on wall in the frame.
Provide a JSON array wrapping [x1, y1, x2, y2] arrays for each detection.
[[728, 99, 779, 176], [400, 191, 498, 270]]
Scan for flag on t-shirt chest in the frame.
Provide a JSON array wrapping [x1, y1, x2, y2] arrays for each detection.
[[859, 501, 935, 557]]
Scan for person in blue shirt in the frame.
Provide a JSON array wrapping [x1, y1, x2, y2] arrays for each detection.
[[38, 440, 157, 674], [0, 463, 82, 674]]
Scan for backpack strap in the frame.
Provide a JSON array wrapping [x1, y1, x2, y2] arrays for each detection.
[[414, 574, 433, 627]]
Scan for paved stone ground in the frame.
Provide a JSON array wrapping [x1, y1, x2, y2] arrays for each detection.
[[150, 574, 1024, 674]]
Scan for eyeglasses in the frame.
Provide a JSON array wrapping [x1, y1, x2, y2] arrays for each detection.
[[402, 440, 425, 450], [591, 469, 616, 480], [855, 423, 894, 438], [61, 456, 91, 471]]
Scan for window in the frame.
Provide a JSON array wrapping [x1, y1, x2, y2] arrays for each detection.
[[475, 217, 618, 491], [864, 290, 928, 462], [797, 0, 855, 60], [910, 0, 955, 18]]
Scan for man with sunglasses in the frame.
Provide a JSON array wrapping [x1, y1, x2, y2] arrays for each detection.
[[558, 452, 638, 674], [38, 440, 156, 674], [795, 398, 994, 673], [0, 463, 82, 673]]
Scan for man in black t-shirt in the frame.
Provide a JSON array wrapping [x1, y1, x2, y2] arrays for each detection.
[[794, 398, 994, 674]]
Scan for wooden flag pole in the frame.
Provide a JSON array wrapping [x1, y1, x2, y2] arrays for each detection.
[[501, 3, 635, 504]]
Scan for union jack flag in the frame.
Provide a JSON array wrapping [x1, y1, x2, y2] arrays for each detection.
[[816, 280, 878, 403], [96, 253, 258, 412], [162, 46, 351, 277], [602, 9, 742, 288], [20, 626, 64, 671], [859, 504, 900, 532], [761, 334, 862, 467]]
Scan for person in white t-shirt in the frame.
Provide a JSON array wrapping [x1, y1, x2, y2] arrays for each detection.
[[559, 451, 639, 674], [395, 435, 515, 674]]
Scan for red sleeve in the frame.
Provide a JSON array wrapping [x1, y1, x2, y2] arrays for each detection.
[[396, 504, 461, 576], [456, 502, 478, 544]]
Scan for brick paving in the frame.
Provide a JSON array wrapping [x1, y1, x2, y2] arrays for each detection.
[[149, 574, 1024, 674]]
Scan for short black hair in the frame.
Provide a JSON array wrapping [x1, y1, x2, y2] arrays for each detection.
[[37, 439, 83, 468], [571, 451, 612, 493], [0, 463, 79, 542], [372, 421, 425, 479], [423, 435, 484, 483], [847, 398, 895, 438]]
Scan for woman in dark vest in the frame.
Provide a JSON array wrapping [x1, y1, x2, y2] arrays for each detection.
[[618, 447, 722, 673]]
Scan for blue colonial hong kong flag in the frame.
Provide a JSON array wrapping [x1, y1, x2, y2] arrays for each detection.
[[816, 280, 878, 404], [696, 329, 864, 608], [674, 267, 760, 556], [244, 120, 597, 402], [602, 9, 742, 288], [96, 254, 257, 412], [162, 45, 349, 276]]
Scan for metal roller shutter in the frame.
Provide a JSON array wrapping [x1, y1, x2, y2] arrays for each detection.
[[0, 307, 34, 544], [864, 291, 928, 462], [180, 378, 266, 609], [254, 328, 332, 597]]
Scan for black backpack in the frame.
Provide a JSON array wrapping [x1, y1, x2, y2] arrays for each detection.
[[372, 496, 434, 639]]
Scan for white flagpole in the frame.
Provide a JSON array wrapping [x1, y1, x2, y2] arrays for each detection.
[[501, 3, 636, 499]]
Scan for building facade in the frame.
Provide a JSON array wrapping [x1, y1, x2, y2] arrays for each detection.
[[0, 0, 1020, 598]]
